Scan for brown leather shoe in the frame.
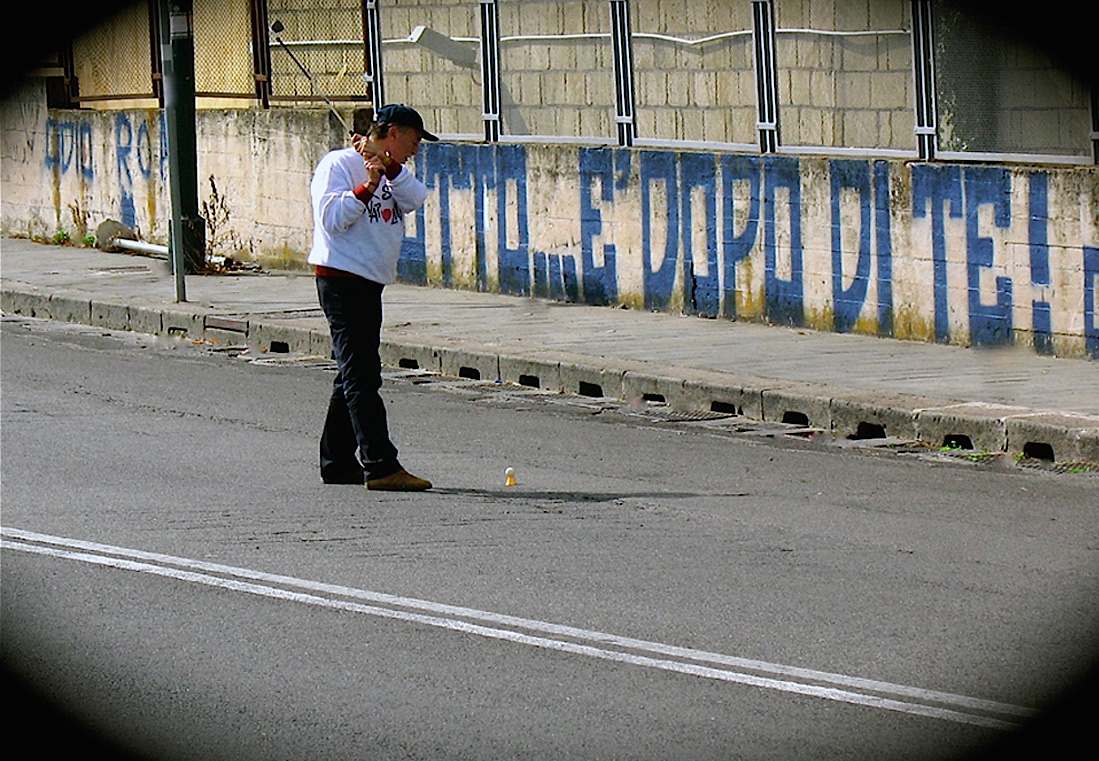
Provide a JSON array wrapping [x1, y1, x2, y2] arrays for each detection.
[[365, 469, 432, 491]]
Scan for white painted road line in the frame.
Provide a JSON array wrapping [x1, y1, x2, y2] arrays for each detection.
[[2, 527, 1034, 730]]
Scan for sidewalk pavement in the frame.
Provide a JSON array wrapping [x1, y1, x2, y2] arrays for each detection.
[[3, 236, 1097, 465]]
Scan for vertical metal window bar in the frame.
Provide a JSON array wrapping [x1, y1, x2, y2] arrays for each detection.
[[752, 0, 778, 153], [1091, 86, 1098, 165], [610, 0, 637, 147], [250, 0, 271, 108], [911, 0, 937, 161], [480, 0, 501, 142], [364, 0, 385, 108], [150, 2, 165, 106]]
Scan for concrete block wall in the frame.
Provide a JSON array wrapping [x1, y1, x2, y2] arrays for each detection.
[[631, 0, 757, 145], [497, 0, 616, 140], [775, 0, 914, 151], [0, 80, 339, 266], [380, 0, 484, 137]]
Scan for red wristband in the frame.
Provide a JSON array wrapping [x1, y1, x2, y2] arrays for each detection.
[[353, 182, 377, 203]]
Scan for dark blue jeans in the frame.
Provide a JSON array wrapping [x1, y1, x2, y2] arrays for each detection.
[[316, 275, 402, 483]]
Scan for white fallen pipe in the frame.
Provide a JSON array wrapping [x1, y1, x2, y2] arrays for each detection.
[[113, 238, 168, 258]]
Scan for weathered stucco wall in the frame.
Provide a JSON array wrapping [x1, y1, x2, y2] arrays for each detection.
[[0, 80, 342, 266], [3, 82, 1097, 358]]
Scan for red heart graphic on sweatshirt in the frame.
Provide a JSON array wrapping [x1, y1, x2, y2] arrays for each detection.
[[381, 208, 392, 222]]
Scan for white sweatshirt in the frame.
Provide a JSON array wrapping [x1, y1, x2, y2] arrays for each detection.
[[308, 147, 428, 284]]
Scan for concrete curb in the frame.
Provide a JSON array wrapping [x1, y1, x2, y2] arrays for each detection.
[[5, 282, 1098, 467]]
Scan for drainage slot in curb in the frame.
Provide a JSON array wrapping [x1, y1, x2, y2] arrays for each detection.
[[578, 381, 603, 398], [519, 374, 540, 388], [269, 341, 290, 353], [942, 434, 973, 450], [1022, 441, 1055, 462], [398, 358, 419, 370], [458, 367, 481, 381], [850, 422, 887, 440], [782, 411, 810, 426], [642, 393, 666, 403], [710, 401, 741, 415]]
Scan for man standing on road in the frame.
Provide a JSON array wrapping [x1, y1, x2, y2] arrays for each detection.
[[309, 105, 438, 491]]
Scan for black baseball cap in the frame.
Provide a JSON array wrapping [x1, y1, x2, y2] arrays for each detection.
[[372, 104, 439, 141]]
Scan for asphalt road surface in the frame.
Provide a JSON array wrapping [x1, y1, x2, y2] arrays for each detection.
[[2, 315, 1097, 761]]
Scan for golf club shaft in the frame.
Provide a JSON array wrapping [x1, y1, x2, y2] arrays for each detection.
[[271, 27, 351, 134]]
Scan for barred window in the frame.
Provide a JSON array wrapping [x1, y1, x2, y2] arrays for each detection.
[[932, 0, 1093, 159], [774, 0, 915, 153], [631, 0, 757, 147], [379, 0, 483, 138], [496, 0, 616, 141], [71, 3, 157, 105], [267, 0, 371, 104]]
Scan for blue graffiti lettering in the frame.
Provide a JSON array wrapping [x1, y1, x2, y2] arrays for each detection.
[[44, 120, 94, 179], [401, 143, 1088, 360], [1028, 172, 1053, 354], [721, 155, 761, 319], [45, 119, 70, 172], [414, 142, 531, 295], [763, 156, 803, 326], [135, 121, 154, 180], [416, 143, 465, 285], [828, 160, 895, 336], [578, 148, 621, 305], [1085, 246, 1099, 360], [44, 119, 67, 170], [965, 167, 1013, 345], [873, 161, 893, 336], [830, 159, 873, 333], [913, 165, 963, 343], [495, 145, 530, 297], [76, 123, 93, 180], [115, 114, 137, 230], [398, 215, 428, 286], [159, 112, 170, 179], [680, 152, 719, 317], [641, 151, 679, 311], [533, 250, 578, 302]]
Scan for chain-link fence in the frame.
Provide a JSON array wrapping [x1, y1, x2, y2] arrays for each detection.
[[71, 2, 158, 104], [266, 0, 372, 105], [194, 0, 259, 100], [932, 0, 1093, 159]]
